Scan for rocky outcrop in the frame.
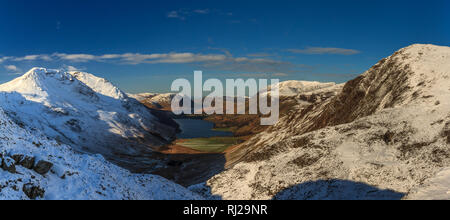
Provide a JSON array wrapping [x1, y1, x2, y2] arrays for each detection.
[[23, 183, 45, 200], [1, 153, 53, 175], [18, 156, 35, 170], [33, 160, 53, 175], [1, 156, 16, 174]]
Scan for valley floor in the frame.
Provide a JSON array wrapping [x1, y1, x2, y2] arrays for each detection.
[[149, 115, 252, 186]]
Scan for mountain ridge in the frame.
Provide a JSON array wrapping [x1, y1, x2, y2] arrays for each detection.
[[192, 44, 450, 200]]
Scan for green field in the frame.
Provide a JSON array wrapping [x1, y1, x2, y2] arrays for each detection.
[[178, 137, 242, 153]]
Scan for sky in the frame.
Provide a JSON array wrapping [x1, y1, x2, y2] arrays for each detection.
[[0, 0, 448, 93]]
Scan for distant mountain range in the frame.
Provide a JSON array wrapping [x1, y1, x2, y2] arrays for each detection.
[[0, 44, 448, 200]]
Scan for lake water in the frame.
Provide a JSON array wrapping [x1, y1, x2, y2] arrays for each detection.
[[174, 119, 233, 139]]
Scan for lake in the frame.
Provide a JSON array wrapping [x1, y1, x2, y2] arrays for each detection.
[[174, 119, 233, 139]]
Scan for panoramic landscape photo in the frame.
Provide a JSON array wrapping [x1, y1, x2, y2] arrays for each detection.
[[0, 0, 449, 204]]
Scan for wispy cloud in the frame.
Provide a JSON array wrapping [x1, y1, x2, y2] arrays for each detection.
[[96, 53, 228, 64], [54, 53, 98, 62], [199, 57, 295, 73], [5, 65, 19, 72], [56, 21, 62, 31], [167, 10, 185, 20], [62, 65, 85, 72], [0, 52, 295, 73], [247, 53, 273, 57], [287, 47, 360, 55], [272, 73, 289, 77], [0, 54, 53, 63], [193, 9, 210, 14], [4, 65, 21, 75], [167, 8, 229, 20], [13, 54, 53, 61], [0, 52, 227, 64], [0, 57, 10, 63], [232, 72, 289, 78], [207, 47, 233, 57]]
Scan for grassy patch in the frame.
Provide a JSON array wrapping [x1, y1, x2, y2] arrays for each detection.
[[212, 127, 236, 132], [178, 137, 242, 153]]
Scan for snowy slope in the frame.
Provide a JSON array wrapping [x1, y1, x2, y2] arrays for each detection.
[[128, 93, 160, 101], [406, 167, 450, 200], [0, 108, 201, 200], [259, 80, 339, 97], [128, 92, 176, 110], [0, 68, 177, 165], [194, 44, 450, 200]]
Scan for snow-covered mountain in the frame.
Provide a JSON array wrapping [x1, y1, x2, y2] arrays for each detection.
[[0, 68, 177, 165], [192, 44, 450, 200], [128, 93, 176, 110], [0, 107, 201, 200], [259, 80, 340, 98]]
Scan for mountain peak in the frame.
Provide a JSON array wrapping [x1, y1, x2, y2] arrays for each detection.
[[401, 43, 447, 51], [6, 67, 130, 102], [21, 67, 68, 80], [0, 68, 178, 165]]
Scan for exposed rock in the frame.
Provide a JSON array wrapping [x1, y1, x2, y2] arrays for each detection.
[[443, 122, 450, 144], [10, 154, 36, 170], [1, 157, 16, 173], [289, 153, 322, 168], [33, 160, 53, 175], [65, 119, 82, 132], [11, 154, 24, 163], [19, 156, 36, 169], [22, 183, 45, 200]]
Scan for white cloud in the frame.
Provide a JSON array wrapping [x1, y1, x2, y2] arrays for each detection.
[[0, 55, 52, 63], [0, 57, 10, 63], [54, 53, 97, 62], [148, 53, 227, 64], [287, 47, 360, 55], [62, 65, 83, 72], [247, 53, 272, 57], [200, 57, 294, 73], [1, 52, 231, 64], [272, 73, 289, 77], [220, 72, 289, 78], [167, 11, 184, 20], [5, 65, 19, 72], [193, 9, 210, 14], [4, 65, 21, 74], [13, 54, 53, 61], [168, 9, 228, 20], [0, 51, 296, 73]]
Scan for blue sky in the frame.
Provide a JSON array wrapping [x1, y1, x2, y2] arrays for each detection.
[[0, 0, 448, 93]]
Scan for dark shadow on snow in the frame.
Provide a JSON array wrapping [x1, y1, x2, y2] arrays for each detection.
[[147, 152, 226, 187], [273, 179, 405, 200]]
